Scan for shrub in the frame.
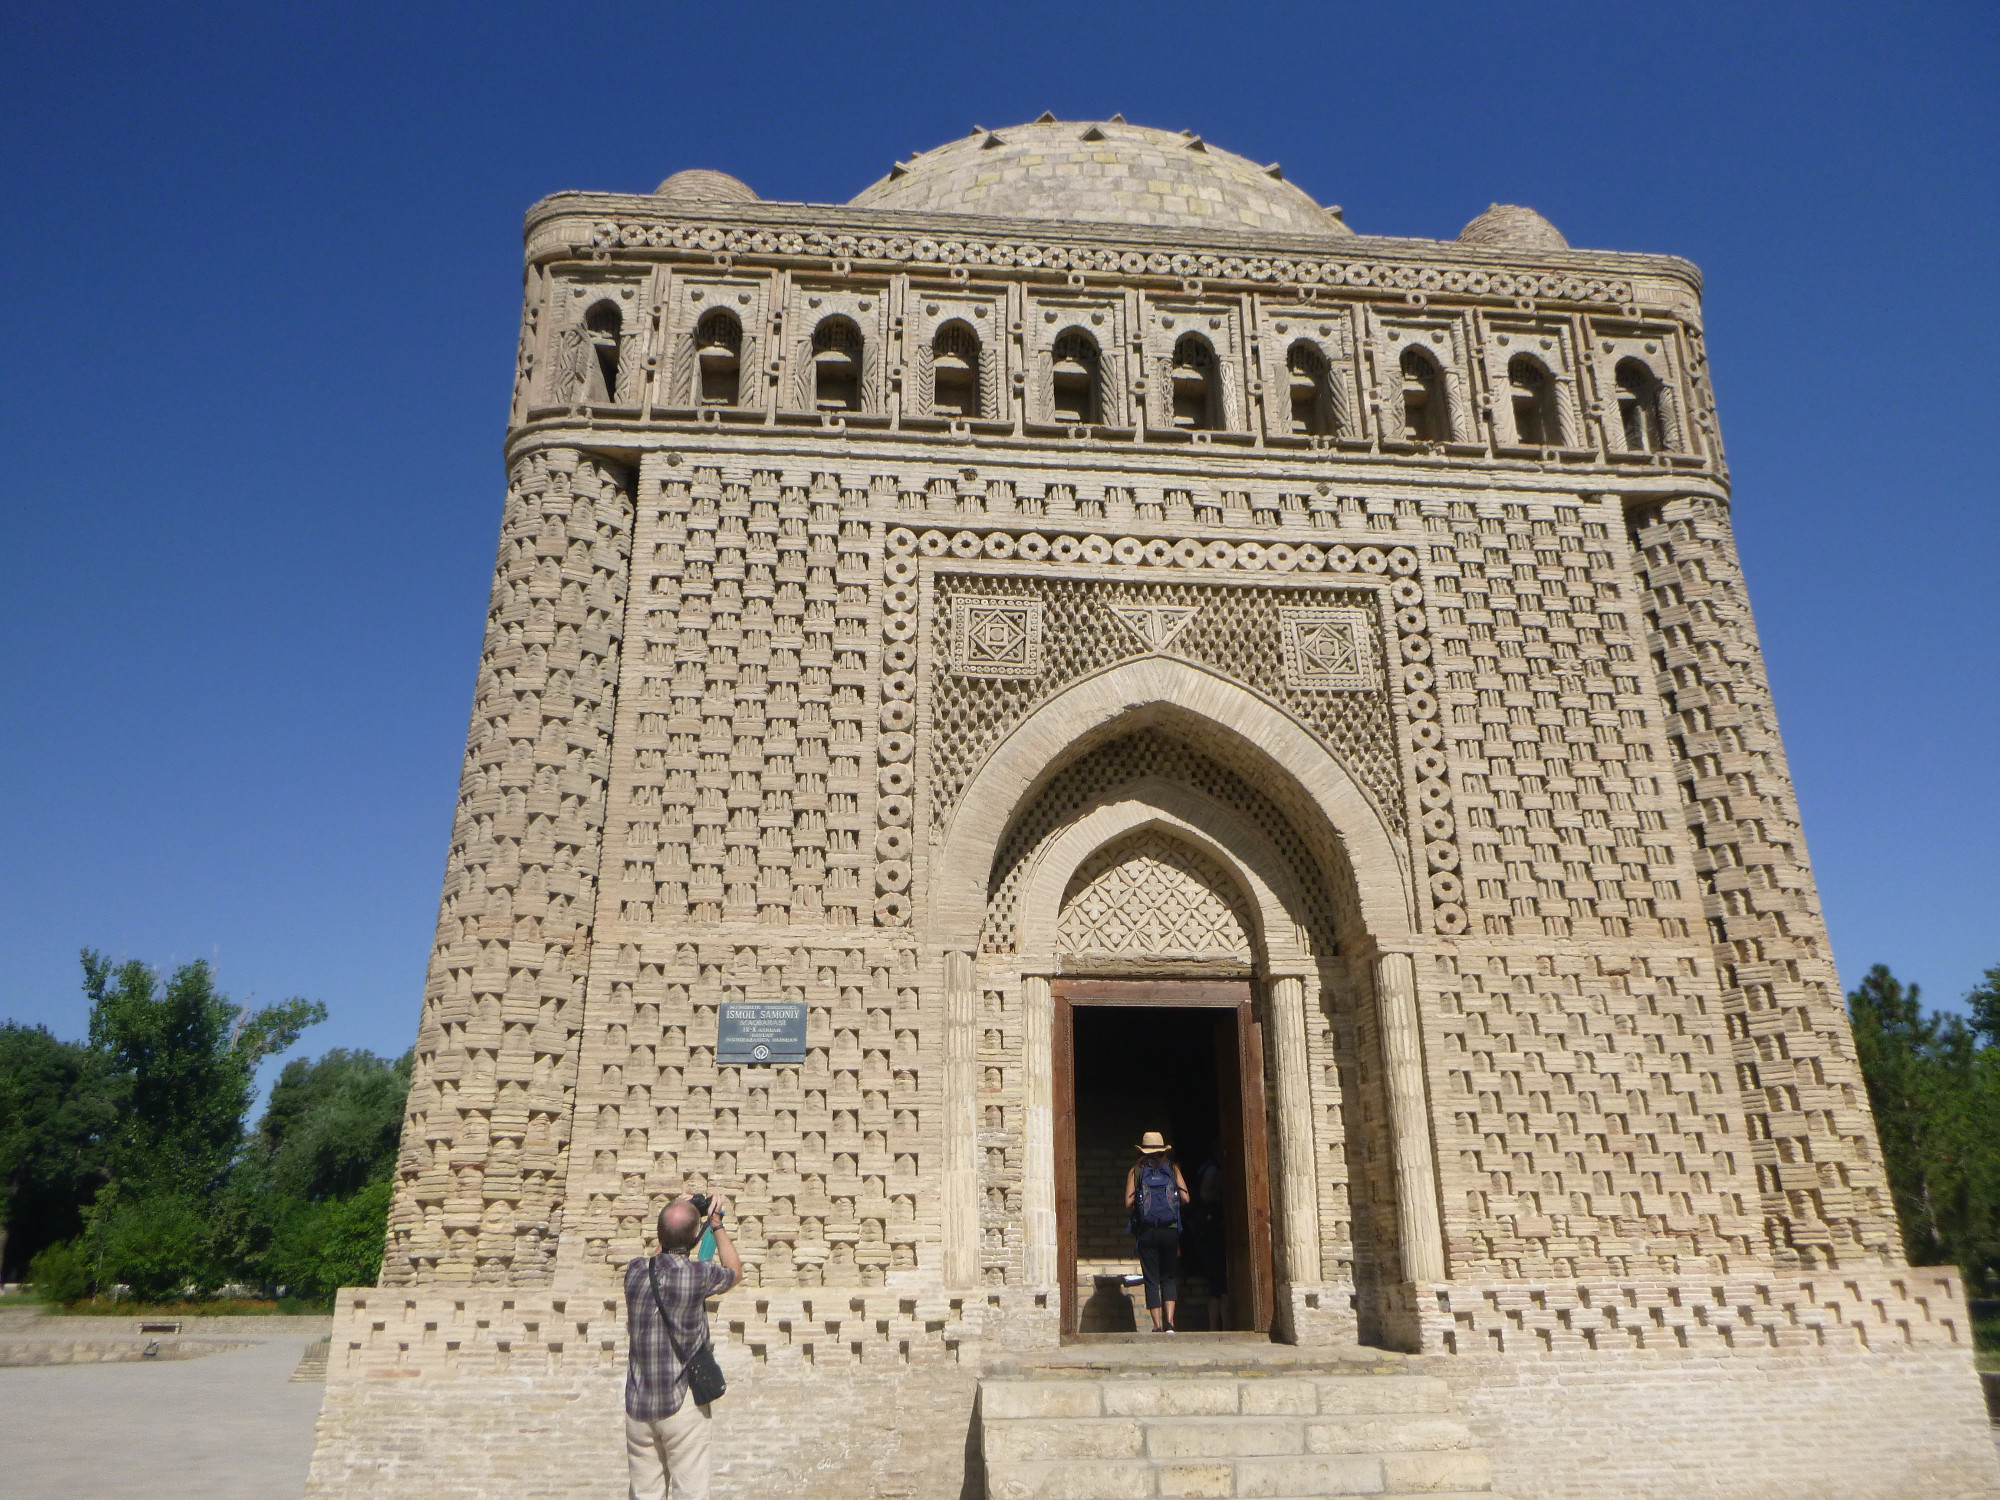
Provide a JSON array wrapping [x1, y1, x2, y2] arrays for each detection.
[[264, 1179, 391, 1304], [96, 1193, 217, 1301], [27, 1239, 93, 1306]]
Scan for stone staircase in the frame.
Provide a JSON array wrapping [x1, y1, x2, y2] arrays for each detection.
[[980, 1336, 1507, 1500]]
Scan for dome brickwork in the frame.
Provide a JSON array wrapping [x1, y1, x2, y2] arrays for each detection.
[[850, 117, 1347, 234]]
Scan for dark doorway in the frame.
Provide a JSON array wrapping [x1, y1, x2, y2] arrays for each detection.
[[1053, 980, 1273, 1339]]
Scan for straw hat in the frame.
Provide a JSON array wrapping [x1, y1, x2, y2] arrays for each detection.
[[1135, 1130, 1171, 1153]]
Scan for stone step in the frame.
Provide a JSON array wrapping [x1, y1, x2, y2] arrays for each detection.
[[983, 1374, 1456, 1420], [982, 1449, 1496, 1498], [981, 1345, 1501, 1499]]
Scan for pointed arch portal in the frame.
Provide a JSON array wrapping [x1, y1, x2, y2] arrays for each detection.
[[929, 659, 1446, 1344]]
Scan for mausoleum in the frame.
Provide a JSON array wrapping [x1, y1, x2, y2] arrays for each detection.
[[306, 118, 2000, 1498]]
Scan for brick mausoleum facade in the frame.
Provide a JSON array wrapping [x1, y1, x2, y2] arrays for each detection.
[[305, 119, 1999, 1498]]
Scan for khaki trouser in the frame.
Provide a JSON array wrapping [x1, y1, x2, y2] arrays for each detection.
[[625, 1398, 712, 1500]]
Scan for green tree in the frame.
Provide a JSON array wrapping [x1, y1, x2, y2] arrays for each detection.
[[262, 1179, 394, 1302], [254, 1048, 411, 1201], [1848, 962, 2000, 1294], [83, 950, 324, 1203], [221, 1047, 409, 1297], [0, 1024, 115, 1279]]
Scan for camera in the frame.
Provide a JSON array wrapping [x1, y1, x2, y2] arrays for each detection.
[[689, 1193, 721, 1223]]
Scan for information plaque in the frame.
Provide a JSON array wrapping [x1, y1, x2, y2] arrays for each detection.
[[715, 1001, 808, 1065]]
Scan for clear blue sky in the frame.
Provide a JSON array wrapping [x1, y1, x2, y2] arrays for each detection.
[[2, 1, 1995, 1086]]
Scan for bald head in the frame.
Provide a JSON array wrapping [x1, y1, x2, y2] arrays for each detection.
[[657, 1198, 703, 1253]]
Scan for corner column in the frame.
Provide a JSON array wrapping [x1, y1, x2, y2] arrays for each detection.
[[1266, 972, 1322, 1289], [1021, 976, 1057, 1287], [943, 951, 980, 1287], [1374, 951, 1445, 1282]]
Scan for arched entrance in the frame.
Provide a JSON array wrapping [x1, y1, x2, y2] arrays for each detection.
[[928, 661, 1445, 1346]]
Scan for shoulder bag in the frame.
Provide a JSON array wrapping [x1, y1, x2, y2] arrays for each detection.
[[646, 1255, 727, 1406]]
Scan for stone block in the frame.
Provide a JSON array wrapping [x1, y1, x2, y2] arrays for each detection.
[[982, 1417, 1146, 1462], [1379, 1449, 1494, 1492], [1234, 1453, 1385, 1497], [1306, 1416, 1469, 1453], [1236, 1379, 1318, 1415], [1313, 1376, 1453, 1415], [984, 1381, 1105, 1419], [1102, 1380, 1243, 1416], [1144, 1416, 1305, 1459]]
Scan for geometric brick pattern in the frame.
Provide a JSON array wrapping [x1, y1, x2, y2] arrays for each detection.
[[386, 448, 632, 1286]]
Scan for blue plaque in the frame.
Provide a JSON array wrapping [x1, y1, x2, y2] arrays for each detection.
[[716, 1001, 808, 1065]]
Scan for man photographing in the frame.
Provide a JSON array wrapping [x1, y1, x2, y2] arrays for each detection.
[[624, 1193, 740, 1499]]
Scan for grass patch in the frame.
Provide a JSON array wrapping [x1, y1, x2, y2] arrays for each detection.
[[45, 1295, 328, 1317]]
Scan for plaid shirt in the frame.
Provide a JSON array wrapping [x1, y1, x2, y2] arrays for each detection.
[[623, 1251, 733, 1420]]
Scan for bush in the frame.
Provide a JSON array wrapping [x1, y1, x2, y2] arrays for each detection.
[[27, 1240, 93, 1306], [96, 1194, 217, 1301], [263, 1179, 391, 1304]]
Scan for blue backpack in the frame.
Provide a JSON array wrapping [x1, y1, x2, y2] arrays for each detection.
[[1135, 1162, 1180, 1229]]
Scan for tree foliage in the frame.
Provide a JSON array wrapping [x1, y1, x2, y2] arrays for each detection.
[[0, 950, 409, 1306], [0, 1022, 115, 1276], [1848, 962, 2000, 1295], [83, 951, 325, 1202]]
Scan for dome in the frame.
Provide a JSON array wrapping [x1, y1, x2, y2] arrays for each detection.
[[654, 168, 759, 204], [850, 117, 1349, 235], [1457, 203, 1567, 251]]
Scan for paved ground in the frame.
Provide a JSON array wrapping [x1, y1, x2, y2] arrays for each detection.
[[0, 1312, 330, 1499]]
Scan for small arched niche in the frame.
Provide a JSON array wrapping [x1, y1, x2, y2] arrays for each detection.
[[1507, 353, 1559, 445], [931, 320, 982, 418], [811, 315, 863, 411], [1285, 340, 1335, 436], [695, 308, 743, 406], [1398, 346, 1449, 441], [583, 299, 624, 403], [1615, 357, 1667, 452], [1051, 328, 1102, 424], [1170, 332, 1220, 430]]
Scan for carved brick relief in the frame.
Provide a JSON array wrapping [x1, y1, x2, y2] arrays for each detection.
[[1279, 605, 1379, 691], [1628, 495, 1898, 1268], [946, 594, 1045, 679], [982, 728, 1347, 958], [562, 939, 927, 1287], [907, 529, 1417, 839], [1425, 497, 1696, 944], [581, 218, 1641, 310], [1056, 830, 1255, 959]]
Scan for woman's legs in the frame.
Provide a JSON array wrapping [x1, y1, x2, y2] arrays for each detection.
[[1137, 1228, 1180, 1331]]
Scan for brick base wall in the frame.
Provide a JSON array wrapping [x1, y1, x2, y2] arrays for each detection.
[[306, 1284, 986, 1499], [307, 1277, 1999, 1498], [1431, 1347, 1999, 1499]]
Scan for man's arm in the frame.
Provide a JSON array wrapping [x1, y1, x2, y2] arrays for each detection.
[[706, 1196, 742, 1293]]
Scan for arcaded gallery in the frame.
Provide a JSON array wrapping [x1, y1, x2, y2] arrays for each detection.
[[304, 120, 1999, 1498]]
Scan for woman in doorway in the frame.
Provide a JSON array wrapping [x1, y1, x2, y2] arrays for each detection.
[[1125, 1131, 1191, 1333]]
